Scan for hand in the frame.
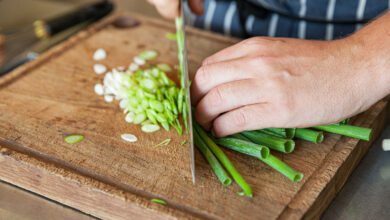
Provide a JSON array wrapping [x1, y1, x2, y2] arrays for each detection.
[[191, 24, 390, 137], [147, 0, 204, 19]]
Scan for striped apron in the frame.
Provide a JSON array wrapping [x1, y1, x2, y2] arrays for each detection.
[[184, 0, 389, 40]]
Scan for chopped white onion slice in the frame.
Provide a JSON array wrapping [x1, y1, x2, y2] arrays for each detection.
[[94, 64, 107, 75], [121, 133, 137, 142], [93, 48, 106, 60], [94, 83, 104, 96]]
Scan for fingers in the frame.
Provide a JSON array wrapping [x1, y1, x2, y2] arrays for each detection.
[[212, 103, 279, 137], [191, 56, 278, 105], [195, 79, 268, 130], [188, 0, 204, 15], [148, 0, 179, 19], [202, 37, 287, 66]]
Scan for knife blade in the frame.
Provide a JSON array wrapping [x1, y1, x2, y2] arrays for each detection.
[[176, 0, 195, 184]]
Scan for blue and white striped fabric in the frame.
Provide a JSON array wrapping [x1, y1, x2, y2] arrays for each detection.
[[184, 0, 389, 40]]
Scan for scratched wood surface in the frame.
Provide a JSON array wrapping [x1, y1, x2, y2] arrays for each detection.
[[0, 13, 387, 220]]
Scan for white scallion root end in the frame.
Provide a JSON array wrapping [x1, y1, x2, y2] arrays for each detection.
[[125, 112, 135, 123], [134, 57, 145, 65]]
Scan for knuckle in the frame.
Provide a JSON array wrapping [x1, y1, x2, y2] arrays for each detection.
[[231, 108, 248, 128], [195, 65, 210, 85], [208, 86, 225, 106]]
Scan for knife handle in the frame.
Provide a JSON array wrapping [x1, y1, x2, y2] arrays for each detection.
[[34, 1, 114, 38]]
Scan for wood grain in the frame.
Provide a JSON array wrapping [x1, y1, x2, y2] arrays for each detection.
[[0, 12, 387, 220]]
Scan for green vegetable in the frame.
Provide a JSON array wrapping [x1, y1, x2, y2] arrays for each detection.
[[194, 129, 232, 186], [215, 137, 269, 159], [295, 128, 324, 144], [133, 112, 147, 124], [166, 32, 177, 40], [262, 154, 303, 182], [141, 124, 160, 133], [139, 50, 158, 60], [263, 128, 296, 139], [180, 140, 187, 146], [157, 63, 172, 72], [65, 135, 84, 144], [194, 122, 252, 197], [242, 131, 295, 153], [155, 139, 171, 147], [229, 133, 251, 142], [151, 198, 167, 205], [313, 124, 372, 141]]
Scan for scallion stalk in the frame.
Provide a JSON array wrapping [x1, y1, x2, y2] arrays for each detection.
[[295, 128, 324, 144], [242, 131, 295, 153], [313, 124, 372, 141], [194, 122, 252, 197], [194, 129, 232, 186]]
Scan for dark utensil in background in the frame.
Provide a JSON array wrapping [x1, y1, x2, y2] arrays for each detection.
[[0, 0, 114, 76]]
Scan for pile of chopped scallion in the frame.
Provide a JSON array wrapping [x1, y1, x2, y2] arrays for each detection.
[[94, 49, 185, 135]]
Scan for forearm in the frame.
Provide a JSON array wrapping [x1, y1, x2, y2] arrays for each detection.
[[350, 11, 390, 102]]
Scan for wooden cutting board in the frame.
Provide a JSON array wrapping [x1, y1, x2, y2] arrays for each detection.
[[0, 12, 387, 220]]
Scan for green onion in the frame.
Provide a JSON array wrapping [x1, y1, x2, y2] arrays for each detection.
[[65, 135, 84, 144], [295, 128, 324, 144], [141, 124, 160, 133], [194, 122, 252, 197], [155, 139, 171, 147], [262, 154, 303, 182], [215, 137, 270, 159], [166, 32, 177, 40], [151, 198, 167, 205], [194, 129, 232, 186], [133, 112, 147, 124], [229, 133, 251, 142], [242, 131, 295, 153], [139, 50, 158, 60], [313, 124, 372, 141], [157, 63, 172, 72], [263, 128, 296, 139], [181, 140, 187, 146]]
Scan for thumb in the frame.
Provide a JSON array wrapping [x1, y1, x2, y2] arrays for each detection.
[[188, 0, 204, 15]]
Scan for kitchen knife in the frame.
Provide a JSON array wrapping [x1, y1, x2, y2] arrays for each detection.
[[176, 0, 195, 184]]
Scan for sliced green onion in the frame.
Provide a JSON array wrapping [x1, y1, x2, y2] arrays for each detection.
[[65, 135, 84, 144], [133, 112, 147, 124], [151, 198, 167, 205], [181, 140, 187, 146], [166, 32, 177, 40], [141, 124, 160, 133], [157, 63, 172, 72], [139, 50, 158, 60], [155, 138, 171, 147]]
